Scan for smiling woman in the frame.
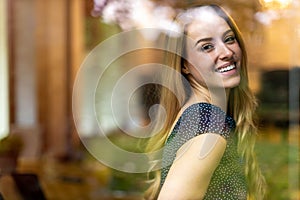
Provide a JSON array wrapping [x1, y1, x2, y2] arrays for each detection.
[[0, 0, 9, 139], [144, 4, 266, 200], [90, 1, 268, 199]]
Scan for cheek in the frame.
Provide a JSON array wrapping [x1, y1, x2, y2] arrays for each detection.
[[234, 46, 243, 61], [188, 59, 213, 78], [188, 64, 215, 86], [188, 53, 212, 70]]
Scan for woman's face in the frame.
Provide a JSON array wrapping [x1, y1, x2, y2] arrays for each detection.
[[184, 7, 242, 90]]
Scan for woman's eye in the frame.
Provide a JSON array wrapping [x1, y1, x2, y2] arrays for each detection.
[[200, 44, 214, 52], [225, 35, 236, 44]]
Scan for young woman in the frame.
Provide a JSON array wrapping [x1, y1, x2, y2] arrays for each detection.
[[145, 4, 266, 200]]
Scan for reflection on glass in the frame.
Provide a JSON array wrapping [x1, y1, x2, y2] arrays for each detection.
[[259, 0, 293, 9]]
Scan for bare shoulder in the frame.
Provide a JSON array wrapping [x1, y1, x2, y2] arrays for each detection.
[[158, 133, 227, 200], [176, 133, 227, 161]]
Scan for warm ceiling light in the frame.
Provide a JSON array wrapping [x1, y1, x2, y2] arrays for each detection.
[[259, 0, 293, 9]]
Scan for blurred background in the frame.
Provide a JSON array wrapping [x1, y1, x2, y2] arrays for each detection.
[[0, 0, 299, 199]]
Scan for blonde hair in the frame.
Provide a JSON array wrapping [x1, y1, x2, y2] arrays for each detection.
[[144, 4, 266, 200]]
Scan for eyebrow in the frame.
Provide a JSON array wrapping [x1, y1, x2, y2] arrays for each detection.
[[194, 38, 212, 47], [194, 29, 234, 47]]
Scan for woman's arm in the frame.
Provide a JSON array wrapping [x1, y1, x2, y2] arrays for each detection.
[[158, 133, 227, 200]]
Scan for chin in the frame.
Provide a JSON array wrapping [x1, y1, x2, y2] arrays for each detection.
[[224, 77, 241, 89]]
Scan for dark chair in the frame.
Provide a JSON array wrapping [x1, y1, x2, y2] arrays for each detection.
[[257, 67, 300, 128], [11, 173, 46, 200]]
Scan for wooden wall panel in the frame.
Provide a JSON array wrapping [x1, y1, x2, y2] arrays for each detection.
[[8, 0, 85, 158], [8, 0, 43, 158]]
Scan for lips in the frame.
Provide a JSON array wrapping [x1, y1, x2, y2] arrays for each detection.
[[215, 63, 236, 73]]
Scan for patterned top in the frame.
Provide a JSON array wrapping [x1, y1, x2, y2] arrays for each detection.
[[160, 103, 247, 199]]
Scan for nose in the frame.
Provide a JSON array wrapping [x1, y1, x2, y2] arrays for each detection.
[[218, 43, 233, 60]]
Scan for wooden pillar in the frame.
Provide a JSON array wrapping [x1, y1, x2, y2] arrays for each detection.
[[35, 0, 85, 158], [67, 0, 86, 153], [35, 0, 69, 157]]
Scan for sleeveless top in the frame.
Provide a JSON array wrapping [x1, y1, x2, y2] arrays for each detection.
[[160, 103, 247, 199]]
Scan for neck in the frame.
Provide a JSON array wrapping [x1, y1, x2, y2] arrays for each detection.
[[187, 75, 230, 112]]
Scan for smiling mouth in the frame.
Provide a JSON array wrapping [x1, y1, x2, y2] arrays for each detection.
[[215, 64, 236, 73]]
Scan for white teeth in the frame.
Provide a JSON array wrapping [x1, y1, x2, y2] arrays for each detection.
[[217, 64, 235, 73]]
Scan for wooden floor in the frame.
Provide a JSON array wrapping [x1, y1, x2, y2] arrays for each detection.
[[0, 158, 144, 200], [1, 125, 299, 200]]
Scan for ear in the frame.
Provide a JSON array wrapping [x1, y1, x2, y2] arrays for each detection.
[[182, 61, 190, 74]]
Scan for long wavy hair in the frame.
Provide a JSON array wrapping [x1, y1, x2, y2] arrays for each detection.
[[144, 4, 266, 200]]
